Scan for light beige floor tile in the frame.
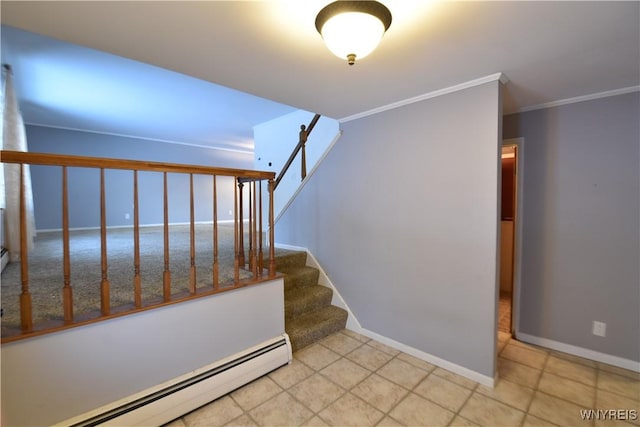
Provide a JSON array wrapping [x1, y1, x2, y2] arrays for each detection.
[[268, 359, 314, 389], [431, 367, 478, 390], [497, 339, 508, 355], [598, 370, 640, 401], [164, 418, 187, 427], [594, 420, 638, 427], [376, 416, 403, 426], [476, 377, 535, 411], [320, 357, 370, 389], [509, 338, 549, 354], [396, 352, 436, 372], [538, 371, 596, 407], [550, 350, 597, 368], [449, 415, 479, 426], [498, 357, 542, 388], [413, 374, 473, 412], [319, 332, 363, 355], [248, 392, 313, 427], [377, 358, 429, 389], [351, 373, 409, 413], [342, 329, 371, 343], [528, 391, 590, 427], [596, 390, 640, 426], [545, 355, 597, 387], [388, 392, 455, 426], [459, 393, 525, 427], [223, 414, 257, 427], [501, 343, 548, 369], [598, 364, 640, 381], [184, 395, 244, 427], [366, 340, 401, 356], [303, 416, 330, 426], [318, 392, 384, 426], [295, 343, 341, 371], [230, 376, 282, 411], [289, 373, 345, 412], [522, 414, 558, 426], [346, 343, 394, 371]]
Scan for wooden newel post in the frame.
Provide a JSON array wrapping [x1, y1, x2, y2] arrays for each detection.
[[238, 180, 245, 267], [62, 166, 73, 322], [300, 124, 308, 181], [268, 178, 276, 277]]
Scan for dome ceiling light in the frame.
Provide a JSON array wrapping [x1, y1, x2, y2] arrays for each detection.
[[315, 1, 392, 66]]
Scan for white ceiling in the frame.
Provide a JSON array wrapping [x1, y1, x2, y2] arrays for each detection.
[[1, 1, 639, 151]]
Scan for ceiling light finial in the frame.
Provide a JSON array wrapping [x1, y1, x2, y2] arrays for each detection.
[[315, 1, 392, 66]]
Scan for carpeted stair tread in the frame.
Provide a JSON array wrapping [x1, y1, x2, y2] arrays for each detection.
[[286, 305, 348, 352], [285, 285, 333, 320], [283, 266, 319, 290], [275, 251, 307, 272]]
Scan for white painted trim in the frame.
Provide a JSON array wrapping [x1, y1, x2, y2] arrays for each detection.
[[274, 242, 494, 387], [339, 73, 508, 123], [513, 86, 640, 114], [351, 327, 495, 387], [24, 123, 254, 155], [273, 130, 343, 225], [516, 332, 640, 373]]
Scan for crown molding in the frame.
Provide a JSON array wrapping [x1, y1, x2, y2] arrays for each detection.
[[23, 122, 254, 155], [514, 85, 640, 114], [339, 72, 508, 123]]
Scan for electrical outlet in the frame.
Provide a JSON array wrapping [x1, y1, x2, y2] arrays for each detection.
[[229, 210, 233, 216], [124, 213, 130, 220], [592, 321, 606, 337]]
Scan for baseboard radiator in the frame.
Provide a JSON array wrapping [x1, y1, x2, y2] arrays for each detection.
[[58, 334, 292, 427]]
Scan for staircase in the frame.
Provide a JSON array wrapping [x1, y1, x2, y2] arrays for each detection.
[[274, 250, 348, 352]]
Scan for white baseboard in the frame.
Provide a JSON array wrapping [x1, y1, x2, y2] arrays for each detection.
[[275, 242, 495, 387], [516, 332, 640, 372]]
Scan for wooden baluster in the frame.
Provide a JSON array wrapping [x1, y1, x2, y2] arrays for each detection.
[[133, 170, 141, 308], [189, 173, 196, 294], [212, 175, 219, 290], [237, 180, 245, 267], [300, 124, 308, 181], [258, 180, 264, 276], [163, 172, 171, 301], [19, 164, 32, 331], [234, 177, 240, 283], [100, 168, 110, 316], [62, 166, 73, 323], [268, 178, 276, 277], [248, 181, 254, 272], [251, 181, 258, 278]]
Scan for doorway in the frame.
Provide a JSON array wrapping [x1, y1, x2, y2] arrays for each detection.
[[499, 143, 519, 334]]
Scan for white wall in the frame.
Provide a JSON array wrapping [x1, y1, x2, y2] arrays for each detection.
[[1, 279, 285, 426], [254, 111, 339, 219], [275, 80, 502, 378]]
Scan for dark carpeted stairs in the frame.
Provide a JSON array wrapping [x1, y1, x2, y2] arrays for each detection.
[[275, 250, 348, 352]]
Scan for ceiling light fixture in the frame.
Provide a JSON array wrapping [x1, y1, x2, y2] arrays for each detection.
[[315, 1, 392, 66]]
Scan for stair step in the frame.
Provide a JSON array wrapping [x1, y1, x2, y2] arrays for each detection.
[[286, 305, 348, 352], [283, 266, 319, 290], [275, 251, 307, 271], [285, 285, 333, 320]]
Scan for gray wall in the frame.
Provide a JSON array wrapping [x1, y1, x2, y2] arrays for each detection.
[[504, 92, 639, 362], [25, 125, 254, 230], [276, 81, 502, 378]]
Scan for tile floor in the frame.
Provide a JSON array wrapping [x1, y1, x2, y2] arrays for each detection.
[[166, 330, 640, 427], [499, 291, 512, 333]]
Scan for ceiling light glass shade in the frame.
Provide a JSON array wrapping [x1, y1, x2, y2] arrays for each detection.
[[315, 1, 392, 66]]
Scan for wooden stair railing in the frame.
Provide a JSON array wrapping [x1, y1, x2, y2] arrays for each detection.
[[274, 114, 321, 190], [0, 150, 277, 343]]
